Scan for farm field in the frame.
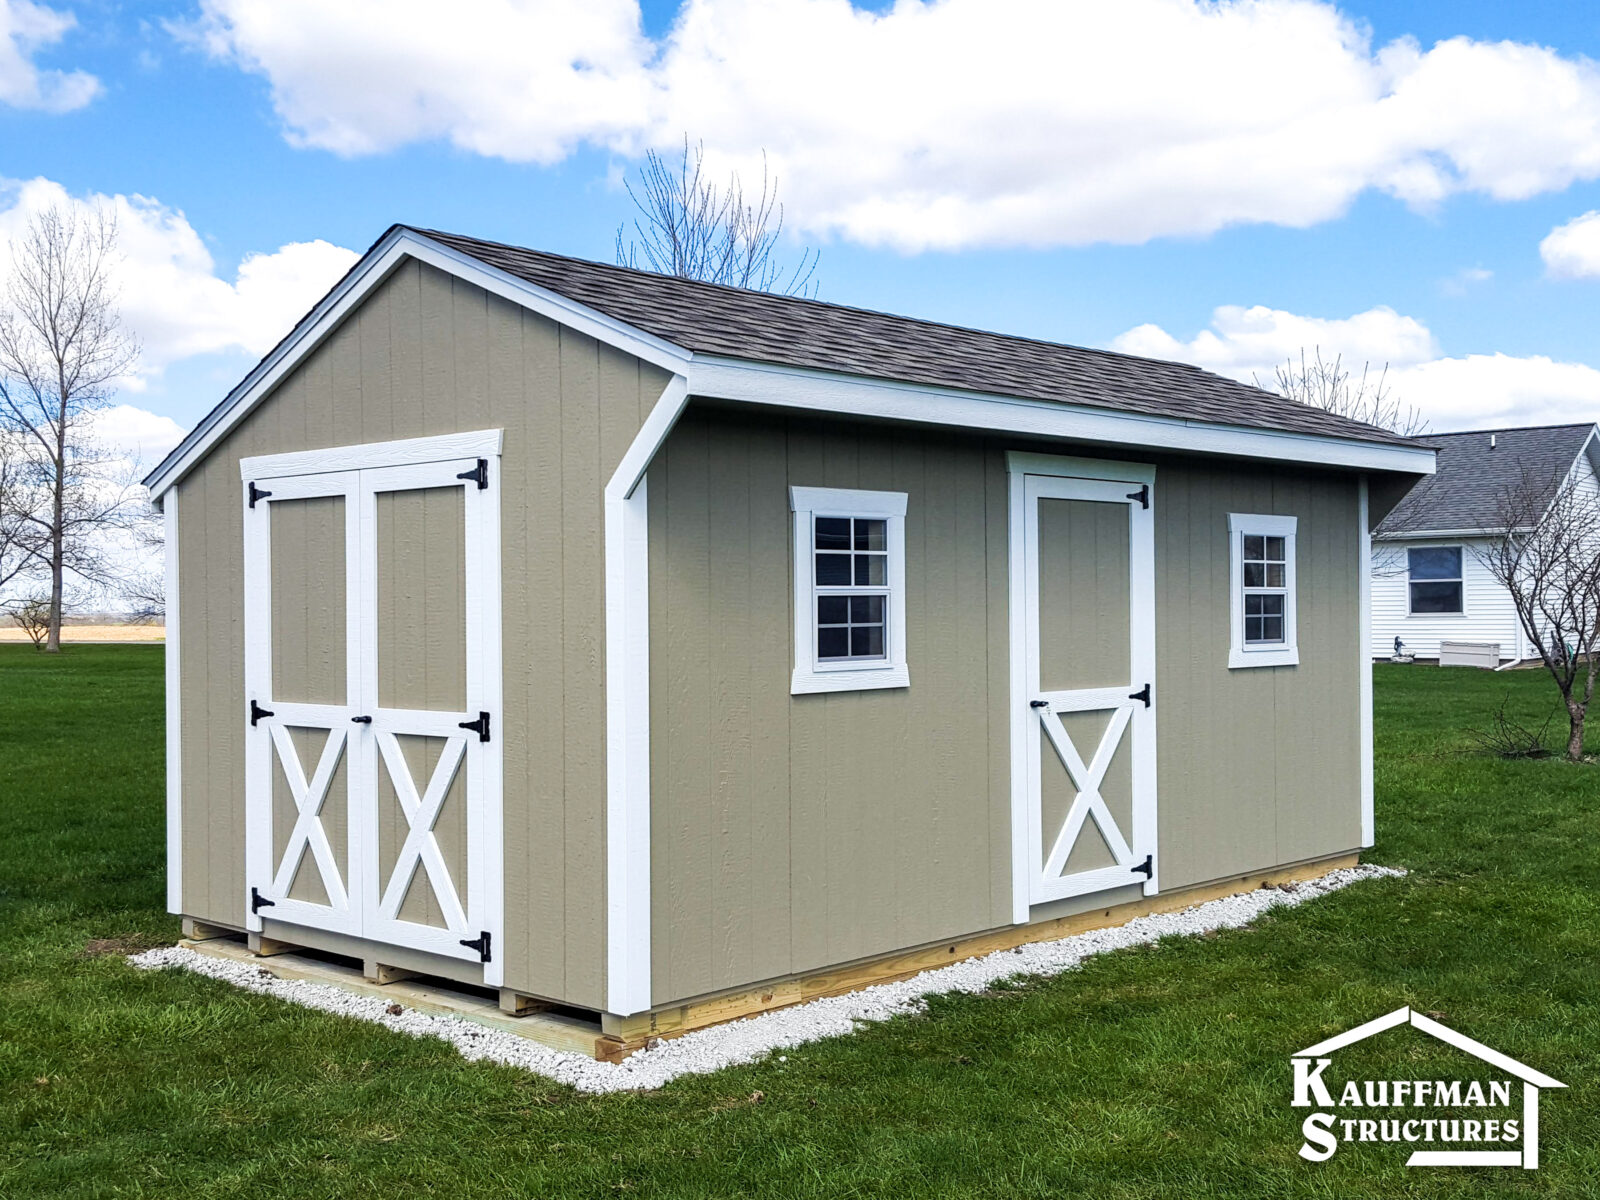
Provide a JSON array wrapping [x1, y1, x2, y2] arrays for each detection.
[[0, 625, 164, 643], [1, 644, 1596, 1198]]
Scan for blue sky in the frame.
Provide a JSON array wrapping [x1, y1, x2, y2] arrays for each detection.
[[4, 0, 1600, 459]]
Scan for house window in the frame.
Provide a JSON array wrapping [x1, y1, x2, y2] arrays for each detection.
[[1227, 513, 1299, 669], [790, 487, 909, 694], [1408, 546, 1464, 614]]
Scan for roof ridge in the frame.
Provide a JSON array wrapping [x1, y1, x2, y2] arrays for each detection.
[[413, 225, 1290, 396]]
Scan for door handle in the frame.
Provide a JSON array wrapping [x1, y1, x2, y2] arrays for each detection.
[[351, 715, 372, 724], [1029, 699, 1049, 709]]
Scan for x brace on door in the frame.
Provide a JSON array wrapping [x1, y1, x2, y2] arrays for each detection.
[[268, 725, 351, 910], [1037, 705, 1136, 880]]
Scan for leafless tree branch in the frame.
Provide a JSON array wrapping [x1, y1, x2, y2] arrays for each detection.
[[616, 138, 819, 297], [1259, 347, 1429, 437], [1473, 465, 1600, 761]]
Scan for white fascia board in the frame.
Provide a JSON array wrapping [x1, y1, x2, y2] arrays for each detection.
[[1375, 527, 1524, 541], [143, 228, 691, 500], [1580, 425, 1600, 480], [688, 356, 1438, 476]]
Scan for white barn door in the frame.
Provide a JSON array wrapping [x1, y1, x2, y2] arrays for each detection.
[[243, 433, 504, 985], [1011, 456, 1158, 913]]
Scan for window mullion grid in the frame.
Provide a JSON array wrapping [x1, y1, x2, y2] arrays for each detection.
[[812, 513, 890, 665]]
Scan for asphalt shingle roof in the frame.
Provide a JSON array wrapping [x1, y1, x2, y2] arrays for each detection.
[[417, 227, 1421, 450], [1377, 423, 1598, 534]]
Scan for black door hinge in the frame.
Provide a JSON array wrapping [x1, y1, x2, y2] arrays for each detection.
[[459, 930, 492, 963], [456, 458, 488, 490], [1129, 683, 1151, 707], [1029, 699, 1049, 709], [350, 714, 372, 724], [250, 698, 275, 726], [1126, 483, 1149, 509], [458, 711, 491, 743], [248, 481, 272, 508], [251, 886, 276, 913], [1130, 854, 1153, 880]]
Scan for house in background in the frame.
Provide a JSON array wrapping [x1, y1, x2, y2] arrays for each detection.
[[1371, 423, 1600, 663], [142, 226, 1434, 1056]]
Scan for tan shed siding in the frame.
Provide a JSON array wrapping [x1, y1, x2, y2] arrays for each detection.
[[1151, 464, 1362, 888], [648, 411, 1365, 1007], [648, 409, 1011, 1005], [174, 258, 670, 1009]]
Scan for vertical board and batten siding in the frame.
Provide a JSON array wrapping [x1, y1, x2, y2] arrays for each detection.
[[647, 409, 1010, 1006], [1368, 537, 1519, 660], [648, 407, 1364, 1008], [1153, 464, 1362, 878], [174, 258, 670, 1008]]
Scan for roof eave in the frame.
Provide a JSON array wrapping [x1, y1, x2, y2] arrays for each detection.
[[1374, 525, 1529, 540], [689, 354, 1438, 476]]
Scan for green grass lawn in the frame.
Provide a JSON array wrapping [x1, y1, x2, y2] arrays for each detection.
[[2, 645, 1597, 1198]]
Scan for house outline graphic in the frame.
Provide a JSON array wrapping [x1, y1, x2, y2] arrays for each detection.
[[1292, 1006, 1566, 1168]]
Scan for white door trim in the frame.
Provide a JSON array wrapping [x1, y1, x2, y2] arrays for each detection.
[[243, 468, 364, 935], [241, 428, 504, 482], [1007, 452, 1158, 923], [242, 438, 504, 985]]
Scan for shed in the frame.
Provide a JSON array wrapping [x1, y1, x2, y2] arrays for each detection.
[[143, 227, 1435, 1052]]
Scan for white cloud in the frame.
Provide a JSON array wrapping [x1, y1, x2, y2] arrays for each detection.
[[1113, 304, 1438, 379], [1112, 304, 1600, 429], [182, 0, 651, 161], [1540, 210, 1600, 279], [1439, 265, 1492, 296], [88, 403, 187, 466], [0, 0, 99, 111], [188, 0, 1600, 250], [0, 177, 359, 381]]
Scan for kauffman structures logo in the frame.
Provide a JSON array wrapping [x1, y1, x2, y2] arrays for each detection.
[[1291, 1006, 1565, 1168]]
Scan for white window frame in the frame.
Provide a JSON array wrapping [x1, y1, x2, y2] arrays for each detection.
[[789, 486, 909, 694], [1227, 512, 1299, 669], [1405, 544, 1467, 616]]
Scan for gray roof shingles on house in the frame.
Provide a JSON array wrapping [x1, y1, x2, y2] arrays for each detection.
[[1377, 423, 1599, 535], [417, 228, 1421, 449]]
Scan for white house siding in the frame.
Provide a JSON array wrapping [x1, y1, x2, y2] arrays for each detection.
[[1369, 536, 1523, 661]]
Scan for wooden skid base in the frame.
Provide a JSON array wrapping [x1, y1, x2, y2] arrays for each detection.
[[180, 936, 609, 1060], [178, 852, 1357, 1066], [599, 852, 1361, 1058]]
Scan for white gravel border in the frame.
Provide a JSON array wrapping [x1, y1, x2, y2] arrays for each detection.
[[131, 863, 1402, 1094]]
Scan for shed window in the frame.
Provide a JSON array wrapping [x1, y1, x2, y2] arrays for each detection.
[[790, 488, 909, 694], [1408, 546, 1464, 614], [1227, 513, 1299, 669]]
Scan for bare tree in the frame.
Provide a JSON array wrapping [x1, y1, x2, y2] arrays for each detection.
[[1261, 347, 1429, 437], [0, 204, 140, 651], [1475, 466, 1600, 762], [616, 138, 819, 296], [8, 594, 51, 648], [0, 417, 47, 594], [118, 497, 167, 623]]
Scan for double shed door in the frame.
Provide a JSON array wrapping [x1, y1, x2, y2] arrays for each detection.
[[242, 441, 502, 983], [1017, 460, 1158, 907]]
